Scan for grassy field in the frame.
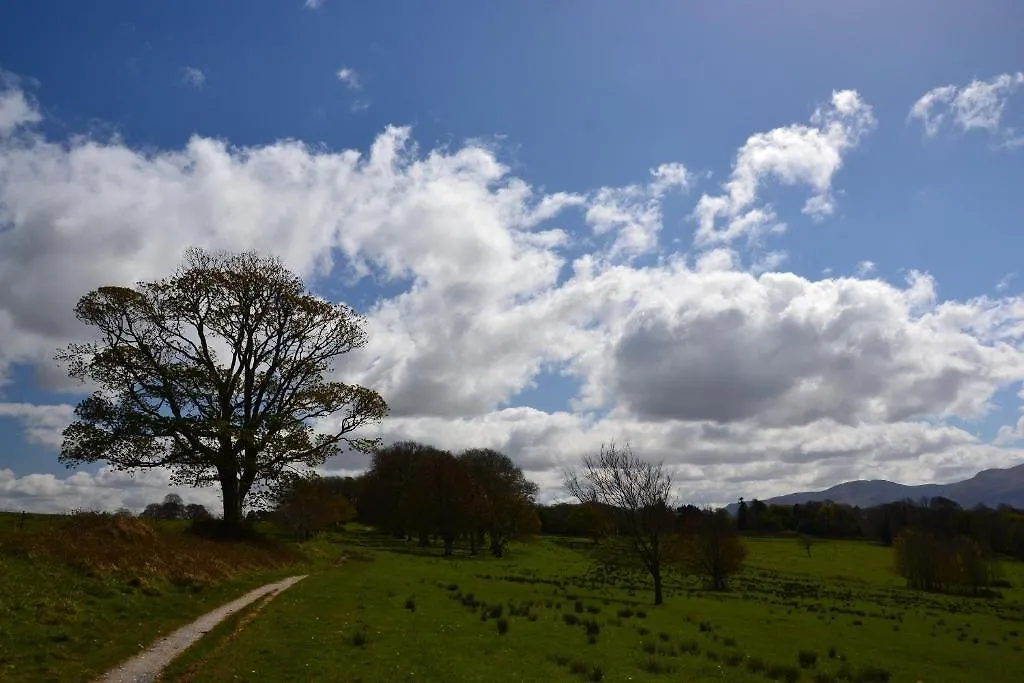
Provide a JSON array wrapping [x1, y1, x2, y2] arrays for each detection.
[[0, 511, 318, 682], [159, 531, 1024, 683]]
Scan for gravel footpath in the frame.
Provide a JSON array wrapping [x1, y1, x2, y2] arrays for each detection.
[[97, 574, 308, 683]]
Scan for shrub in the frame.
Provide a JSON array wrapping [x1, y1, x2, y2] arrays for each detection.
[[635, 609, 647, 618], [404, 597, 416, 612], [723, 636, 737, 647], [658, 631, 671, 642], [813, 674, 837, 683], [588, 666, 604, 682], [854, 666, 892, 683], [827, 647, 837, 659], [351, 631, 367, 647], [638, 626, 650, 636], [569, 661, 588, 675], [497, 618, 509, 635], [587, 634, 598, 645], [642, 641, 657, 654], [798, 650, 818, 668], [640, 658, 675, 674], [617, 608, 635, 618], [746, 657, 767, 674], [584, 619, 601, 636], [723, 652, 743, 667], [766, 663, 801, 683], [575, 600, 585, 613], [563, 613, 580, 626], [488, 604, 504, 619]]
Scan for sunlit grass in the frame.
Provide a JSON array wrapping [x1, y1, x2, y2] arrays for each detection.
[[163, 531, 1024, 682]]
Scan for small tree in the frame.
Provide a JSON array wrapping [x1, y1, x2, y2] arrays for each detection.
[[564, 442, 675, 605], [271, 471, 356, 540], [55, 248, 388, 535], [185, 503, 213, 521], [799, 533, 814, 557], [679, 507, 748, 590]]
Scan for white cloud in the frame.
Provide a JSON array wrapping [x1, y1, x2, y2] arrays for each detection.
[[694, 90, 876, 247], [181, 66, 206, 88], [0, 70, 41, 136], [997, 272, 1016, 293], [0, 402, 75, 449], [337, 67, 360, 91], [0, 466, 220, 514], [350, 100, 371, 113], [909, 72, 1024, 146], [583, 162, 692, 258], [3, 77, 1024, 512], [305, 0, 324, 8], [855, 260, 876, 277]]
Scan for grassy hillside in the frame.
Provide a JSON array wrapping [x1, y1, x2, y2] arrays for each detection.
[[161, 531, 1024, 683], [0, 511, 315, 682]]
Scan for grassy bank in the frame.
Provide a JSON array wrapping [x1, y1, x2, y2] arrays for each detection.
[[0, 511, 315, 682], [161, 531, 1024, 683]]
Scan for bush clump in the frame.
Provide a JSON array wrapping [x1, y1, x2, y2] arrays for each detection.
[[798, 650, 818, 668]]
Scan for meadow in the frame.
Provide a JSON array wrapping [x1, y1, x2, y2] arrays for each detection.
[[159, 531, 1024, 683]]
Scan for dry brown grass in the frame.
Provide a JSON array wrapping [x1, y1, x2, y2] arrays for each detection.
[[0, 511, 301, 586]]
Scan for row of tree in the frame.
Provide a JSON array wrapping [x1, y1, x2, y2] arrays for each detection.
[[138, 494, 213, 521], [730, 496, 1024, 560], [355, 442, 540, 557]]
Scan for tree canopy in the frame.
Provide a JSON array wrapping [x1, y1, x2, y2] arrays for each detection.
[[56, 247, 388, 532]]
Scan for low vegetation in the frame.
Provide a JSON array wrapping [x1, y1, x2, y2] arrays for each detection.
[[156, 529, 1024, 683], [0, 510, 311, 682]]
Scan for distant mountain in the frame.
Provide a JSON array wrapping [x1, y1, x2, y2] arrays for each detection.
[[726, 462, 1024, 513]]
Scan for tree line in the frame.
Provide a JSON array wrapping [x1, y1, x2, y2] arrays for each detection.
[[731, 495, 1024, 561], [259, 441, 541, 558]]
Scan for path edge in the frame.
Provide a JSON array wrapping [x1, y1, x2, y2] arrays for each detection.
[[97, 574, 308, 683]]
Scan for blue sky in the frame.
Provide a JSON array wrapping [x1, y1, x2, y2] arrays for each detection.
[[2, 0, 1024, 512]]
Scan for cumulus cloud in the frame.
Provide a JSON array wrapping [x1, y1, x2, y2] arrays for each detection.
[[304, 0, 324, 8], [583, 162, 692, 258], [3, 76, 1024, 512], [336, 67, 360, 90], [694, 90, 876, 247], [0, 402, 74, 449], [909, 72, 1024, 146]]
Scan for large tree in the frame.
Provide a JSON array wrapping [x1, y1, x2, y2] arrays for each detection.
[[565, 442, 676, 605], [460, 448, 539, 558], [56, 248, 388, 533]]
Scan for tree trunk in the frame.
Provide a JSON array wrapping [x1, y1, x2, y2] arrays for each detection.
[[652, 564, 663, 605], [469, 532, 478, 555], [443, 536, 454, 556], [220, 476, 243, 536]]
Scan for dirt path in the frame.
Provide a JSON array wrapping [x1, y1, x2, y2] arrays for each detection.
[[97, 575, 308, 683]]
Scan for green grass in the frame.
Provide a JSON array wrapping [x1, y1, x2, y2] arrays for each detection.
[[159, 532, 1024, 682], [0, 511, 319, 682], [5, 513, 1023, 682]]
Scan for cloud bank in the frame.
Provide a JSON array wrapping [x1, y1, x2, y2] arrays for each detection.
[[2, 80, 1024, 512]]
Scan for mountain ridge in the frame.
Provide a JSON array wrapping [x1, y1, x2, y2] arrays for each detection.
[[725, 461, 1024, 512]]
